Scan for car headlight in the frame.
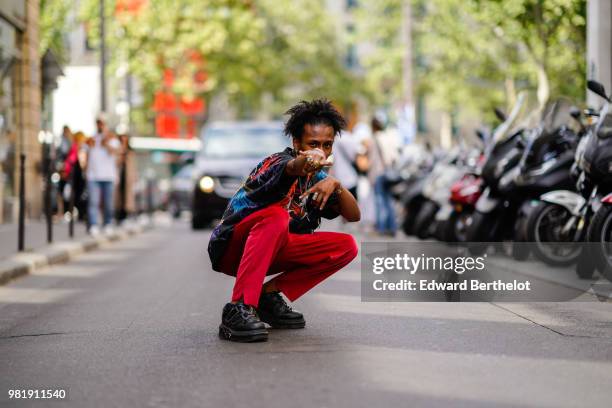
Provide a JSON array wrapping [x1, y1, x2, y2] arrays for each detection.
[[198, 176, 215, 193]]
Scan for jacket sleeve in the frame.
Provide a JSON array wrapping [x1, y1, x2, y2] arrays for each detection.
[[245, 151, 295, 201]]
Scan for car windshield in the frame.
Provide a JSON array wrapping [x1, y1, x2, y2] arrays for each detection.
[[174, 165, 194, 179], [200, 127, 289, 159]]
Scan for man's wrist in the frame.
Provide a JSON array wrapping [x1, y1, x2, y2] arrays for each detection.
[[330, 177, 342, 191]]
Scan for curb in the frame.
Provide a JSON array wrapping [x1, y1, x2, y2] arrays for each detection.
[[0, 222, 153, 286]]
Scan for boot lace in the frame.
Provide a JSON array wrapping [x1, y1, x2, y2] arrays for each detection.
[[269, 292, 292, 313]]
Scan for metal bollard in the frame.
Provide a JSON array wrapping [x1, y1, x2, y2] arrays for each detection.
[[147, 178, 154, 219], [44, 143, 53, 244], [18, 154, 25, 252]]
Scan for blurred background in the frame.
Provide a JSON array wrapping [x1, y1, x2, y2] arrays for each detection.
[[0, 0, 609, 242]]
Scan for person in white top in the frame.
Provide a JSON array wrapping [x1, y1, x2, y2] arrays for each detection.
[[85, 114, 121, 235], [331, 129, 367, 199]]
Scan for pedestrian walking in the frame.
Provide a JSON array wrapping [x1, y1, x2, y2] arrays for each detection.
[[330, 125, 367, 200], [208, 99, 360, 343], [62, 131, 87, 220], [57, 125, 73, 215], [84, 113, 120, 236], [368, 117, 398, 236]]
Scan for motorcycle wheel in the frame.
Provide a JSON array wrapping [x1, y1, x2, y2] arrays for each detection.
[[587, 205, 612, 282], [510, 211, 530, 261], [402, 198, 423, 236], [439, 210, 459, 242], [414, 200, 439, 240], [465, 211, 491, 255], [453, 209, 472, 243], [529, 202, 582, 267]]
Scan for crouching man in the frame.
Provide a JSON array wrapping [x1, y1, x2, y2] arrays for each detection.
[[208, 99, 360, 342]]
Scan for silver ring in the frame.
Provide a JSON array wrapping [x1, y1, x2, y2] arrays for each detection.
[[312, 192, 319, 201]]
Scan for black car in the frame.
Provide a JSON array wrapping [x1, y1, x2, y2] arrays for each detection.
[[168, 164, 195, 218], [191, 121, 289, 229]]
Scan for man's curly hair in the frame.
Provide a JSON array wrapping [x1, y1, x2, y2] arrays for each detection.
[[283, 99, 347, 140]]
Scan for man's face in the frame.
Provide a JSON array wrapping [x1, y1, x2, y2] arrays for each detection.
[[96, 120, 106, 133], [293, 123, 335, 159]]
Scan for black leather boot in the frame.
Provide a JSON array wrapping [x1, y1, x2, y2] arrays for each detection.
[[219, 301, 268, 342], [257, 291, 306, 329]]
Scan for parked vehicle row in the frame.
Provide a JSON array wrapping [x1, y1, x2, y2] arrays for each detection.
[[398, 81, 612, 282]]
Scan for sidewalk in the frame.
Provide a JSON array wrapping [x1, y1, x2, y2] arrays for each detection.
[[0, 219, 88, 260], [0, 215, 160, 285]]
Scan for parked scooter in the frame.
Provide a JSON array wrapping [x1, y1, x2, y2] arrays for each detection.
[[581, 81, 612, 279], [527, 81, 612, 278], [589, 194, 612, 281], [466, 99, 578, 256], [463, 95, 529, 253], [522, 107, 594, 266], [440, 167, 483, 242], [413, 150, 467, 239], [399, 150, 437, 236]]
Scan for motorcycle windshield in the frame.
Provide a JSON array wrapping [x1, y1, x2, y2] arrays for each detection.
[[595, 102, 612, 139], [542, 98, 575, 135], [489, 93, 530, 145], [519, 98, 577, 169]]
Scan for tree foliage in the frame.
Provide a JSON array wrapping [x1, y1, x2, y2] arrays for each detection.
[[40, 0, 72, 63], [79, 0, 358, 130], [356, 0, 586, 123]]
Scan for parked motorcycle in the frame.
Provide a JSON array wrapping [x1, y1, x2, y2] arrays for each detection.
[[582, 81, 612, 279], [466, 98, 578, 257], [413, 150, 467, 239], [589, 194, 612, 281], [522, 108, 594, 266], [526, 81, 612, 278], [440, 170, 483, 242], [398, 149, 437, 236]]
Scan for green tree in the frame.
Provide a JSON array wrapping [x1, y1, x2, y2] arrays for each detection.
[[40, 0, 73, 63], [356, 0, 586, 126], [79, 0, 358, 132]]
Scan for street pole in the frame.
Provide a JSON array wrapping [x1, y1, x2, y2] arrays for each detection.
[[44, 141, 53, 243], [18, 154, 25, 251], [400, 0, 417, 145], [100, 0, 107, 112], [147, 178, 154, 220]]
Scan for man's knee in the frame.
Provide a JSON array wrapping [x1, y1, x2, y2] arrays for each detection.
[[335, 233, 358, 262], [254, 205, 289, 236]]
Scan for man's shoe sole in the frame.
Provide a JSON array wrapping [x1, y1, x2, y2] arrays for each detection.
[[259, 315, 306, 329], [218, 324, 268, 342]]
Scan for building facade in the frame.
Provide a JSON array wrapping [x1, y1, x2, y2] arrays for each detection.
[[0, 0, 41, 223]]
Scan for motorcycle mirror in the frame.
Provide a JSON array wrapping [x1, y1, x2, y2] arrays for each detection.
[[569, 106, 581, 120], [494, 107, 507, 122], [587, 80, 611, 102]]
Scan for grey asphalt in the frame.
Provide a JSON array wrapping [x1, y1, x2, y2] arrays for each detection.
[[0, 221, 611, 407]]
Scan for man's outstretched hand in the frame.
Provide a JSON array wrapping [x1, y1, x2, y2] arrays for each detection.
[[300, 176, 341, 211], [298, 148, 333, 174], [287, 148, 333, 176]]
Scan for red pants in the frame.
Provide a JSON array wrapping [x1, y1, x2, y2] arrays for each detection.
[[219, 205, 358, 306]]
